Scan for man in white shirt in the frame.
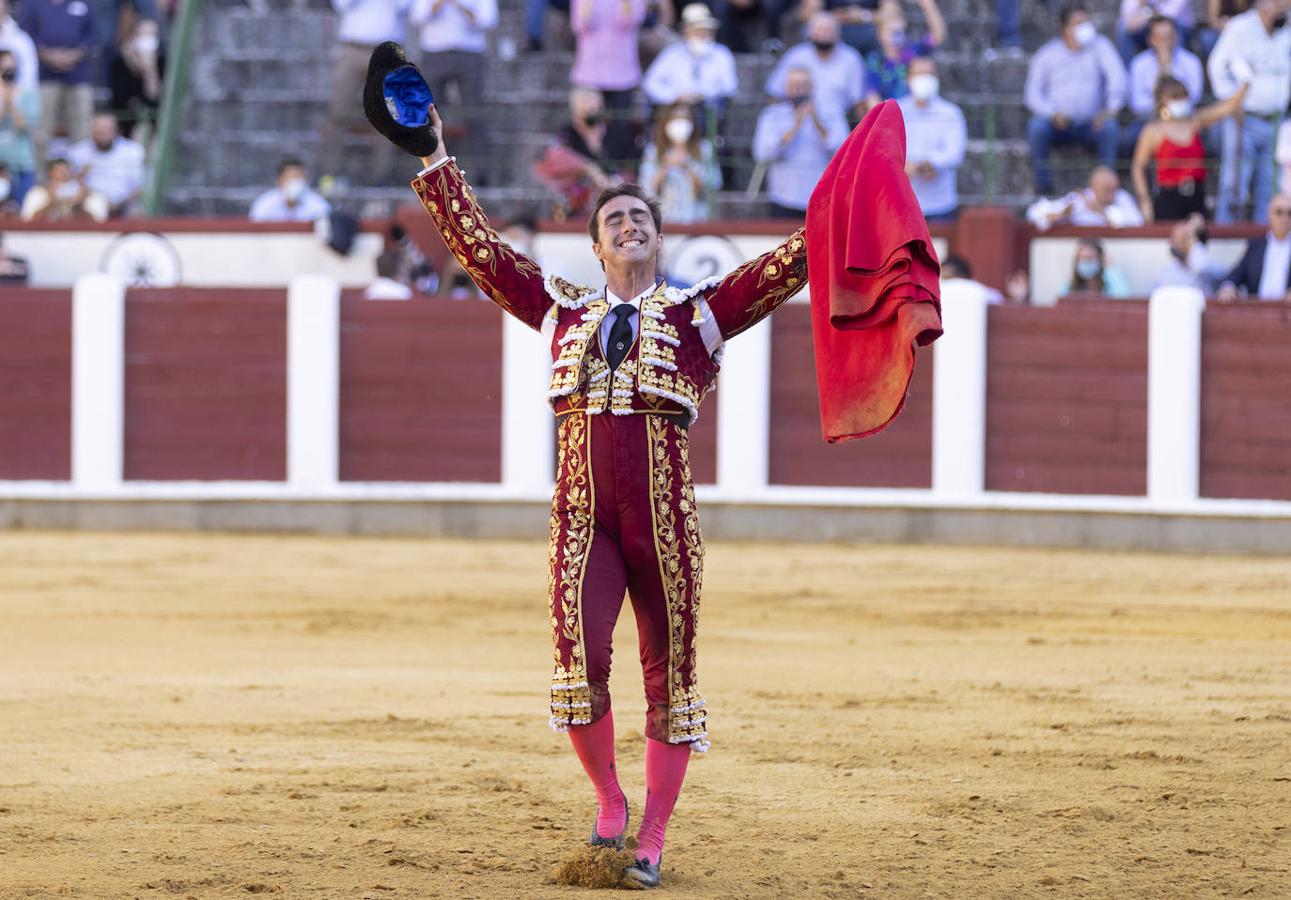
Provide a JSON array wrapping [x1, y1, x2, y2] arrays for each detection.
[[1207, 0, 1291, 223], [1026, 165, 1145, 230], [764, 11, 865, 123], [410, 0, 498, 182], [1127, 15, 1203, 119], [895, 56, 966, 221], [364, 247, 415, 299], [319, 0, 410, 184], [249, 157, 331, 223], [1218, 194, 1291, 300], [0, 0, 37, 91], [641, 3, 737, 118], [67, 113, 144, 217]]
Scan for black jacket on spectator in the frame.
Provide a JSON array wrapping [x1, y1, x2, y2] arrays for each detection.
[[1223, 237, 1291, 296]]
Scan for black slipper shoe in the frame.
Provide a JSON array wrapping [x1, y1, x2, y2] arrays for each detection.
[[588, 793, 629, 850], [624, 855, 661, 888]]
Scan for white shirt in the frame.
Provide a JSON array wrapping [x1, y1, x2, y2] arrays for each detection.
[[67, 136, 145, 208], [599, 283, 654, 354], [0, 16, 38, 92], [1207, 10, 1291, 114], [1026, 187, 1144, 230], [332, 0, 410, 46], [364, 276, 414, 299], [896, 94, 967, 217], [410, 0, 498, 53], [641, 41, 738, 105], [248, 186, 332, 222], [765, 42, 865, 122], [1257, 232, 1291, 300], [1128, 46, 1203, 118]]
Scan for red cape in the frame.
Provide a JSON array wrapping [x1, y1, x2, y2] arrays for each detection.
[[805, 100, 943, 443]]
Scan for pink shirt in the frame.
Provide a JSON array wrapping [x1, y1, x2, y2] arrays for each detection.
[[571, 0, 645, 91]]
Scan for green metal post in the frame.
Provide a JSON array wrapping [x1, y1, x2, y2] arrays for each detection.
[[143, 0, 202, 216]]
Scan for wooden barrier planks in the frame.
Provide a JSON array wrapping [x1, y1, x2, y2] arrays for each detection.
[[0, 289, 72, 480], [124, 289, 287, 481], [986, 302, 1148, 495], [768, 303, 935, 488], [1200, 303, 1291, 501]]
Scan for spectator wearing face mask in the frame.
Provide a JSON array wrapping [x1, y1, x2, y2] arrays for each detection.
[[1127, 16, 1201, 124], [641, 3, 737, 131], [1131, 75, 1248, 223], [569, 0, 646, 173], [0, 49, 38, 206], [108, 16, 163, 143], [67, 112, 144, 218], [639, 103, 721, 224], [753, 65, 850, 217], [21, 155, 107, 221], [0, 0, 38, 91], [861, 0, 945, 106], [532, 87, 612, 219], [249, 157, 331, 223], [1024, 5, 1127, 196], [765, 11, 866, 123], [797, 0, 887, 57], [1063, 237, 1131, 298], [1207, 0, 1291, 224], [896, 56, 964, 221], [1027, 165, 1145, 230]]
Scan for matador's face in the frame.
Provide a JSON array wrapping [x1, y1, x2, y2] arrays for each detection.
[[592, 196, 663, 272]]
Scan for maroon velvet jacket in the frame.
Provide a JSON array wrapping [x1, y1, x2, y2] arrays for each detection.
[[411, 159, 808, 424]]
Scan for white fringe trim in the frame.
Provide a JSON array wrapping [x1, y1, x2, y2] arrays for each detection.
[[611, 389, 634, 398], [586, 390, 608, 400], [638, 384, 699, 427], [641, 308, 667, 321], [611, 406, 634, 416], [662, 275, 722, 304], [613, 369, 634, 383], [549, 715, 593, 733], [668, 732, 710, 753], [545, 274, 596, 309], [588, 368, 611, 382], [671, 700, 706, 714], [550, 700, 593, 710], [551, 681, 589, 691], [547, 384, 577, 399], [552, 357, 580, 369], [642, 328, 680, 347], [641, 357, 677, 371]]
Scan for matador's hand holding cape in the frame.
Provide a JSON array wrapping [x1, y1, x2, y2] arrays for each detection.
[[806, 100, 943, 443]]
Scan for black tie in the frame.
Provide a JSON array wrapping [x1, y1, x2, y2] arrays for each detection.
[[606, 304, 635, 370]]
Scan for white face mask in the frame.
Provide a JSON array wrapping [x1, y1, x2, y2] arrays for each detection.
[[1073, 21, 1098, 47], [134, 33, 160, 55], [282, 177, 306, 202], [686, 35, 713, 55], [909, 73, 939, 101], [665, 118, 694, 144], [54, 181, 80, 201], [1165, 98, 1192, 119], [0, 177, 10, 203]]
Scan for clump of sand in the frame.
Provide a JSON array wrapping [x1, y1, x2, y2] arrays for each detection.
[[551, 843, 639, 889]]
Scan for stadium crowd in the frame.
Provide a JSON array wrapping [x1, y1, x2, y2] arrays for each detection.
[[5, 0, 1291, 304]]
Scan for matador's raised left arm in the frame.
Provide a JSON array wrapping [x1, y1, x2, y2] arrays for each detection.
[[700, 227, 808, 341]]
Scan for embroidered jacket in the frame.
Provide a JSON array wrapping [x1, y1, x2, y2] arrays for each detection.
[[411, 159, 808, 424]]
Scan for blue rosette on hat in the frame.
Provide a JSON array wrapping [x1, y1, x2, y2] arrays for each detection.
[[363, 42, 438, 158]]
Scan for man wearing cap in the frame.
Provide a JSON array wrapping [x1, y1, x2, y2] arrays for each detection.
[[642, 3, 738, 128]]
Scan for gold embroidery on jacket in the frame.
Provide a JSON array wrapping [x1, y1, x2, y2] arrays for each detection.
[[737, 228, 808, 326], [548, 414, 594, 730]]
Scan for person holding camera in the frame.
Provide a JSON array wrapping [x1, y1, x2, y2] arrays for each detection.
[[753, 65, 849, 218]]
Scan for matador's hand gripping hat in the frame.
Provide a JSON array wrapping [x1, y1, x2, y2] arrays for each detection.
[[363, 42, 438, 158]]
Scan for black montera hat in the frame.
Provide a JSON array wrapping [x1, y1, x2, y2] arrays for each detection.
[[363, 42, 438, 158]]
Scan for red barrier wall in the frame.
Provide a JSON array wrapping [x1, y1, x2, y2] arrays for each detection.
[[338, 294, 504, 482], [985, 302, 1148, 495], [0, 290, 72, 480], [124, 289, 287, 481], [768, 303, 934, 488], [1200, 302, 1291, 501]]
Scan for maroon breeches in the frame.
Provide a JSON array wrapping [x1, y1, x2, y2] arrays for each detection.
[[547, 411, 708, 750]]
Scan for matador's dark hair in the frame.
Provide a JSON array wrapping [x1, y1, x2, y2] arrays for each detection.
[[586, 184, 663, 244]]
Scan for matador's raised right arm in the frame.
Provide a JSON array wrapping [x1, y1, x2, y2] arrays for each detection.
[[411, 158, 552, 331]]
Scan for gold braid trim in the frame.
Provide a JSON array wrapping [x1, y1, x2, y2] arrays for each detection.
[[548, 414, 594, 731], [647, 416, 708, 749]]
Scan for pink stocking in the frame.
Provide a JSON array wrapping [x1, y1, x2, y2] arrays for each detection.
[[635, 738, 691, 865], [567, 709, 628, 840]]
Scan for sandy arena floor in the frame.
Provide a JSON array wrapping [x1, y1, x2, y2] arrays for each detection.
[[0, 532, 1288, 899]]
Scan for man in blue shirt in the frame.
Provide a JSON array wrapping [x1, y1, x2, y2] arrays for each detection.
[[19, 0, 95, 164], [896, 56, 966, 221], [753, 66, 850, 217]]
